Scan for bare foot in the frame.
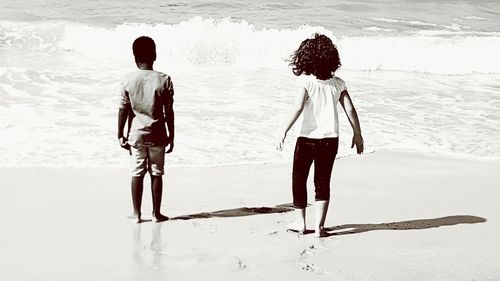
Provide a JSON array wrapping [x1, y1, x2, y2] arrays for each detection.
[[127, 214, 143, 224], [287, 221, 306, 234], [153, 213, 169, 223], [314, 227, 327, 238]]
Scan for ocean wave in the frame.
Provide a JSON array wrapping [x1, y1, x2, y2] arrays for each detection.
[[1, 17, 500, 74]]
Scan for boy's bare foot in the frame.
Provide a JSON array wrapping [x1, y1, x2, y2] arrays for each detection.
[[287, 221, 306, 234], [127, 214, 143, 224], [153, 213, 169, 223]]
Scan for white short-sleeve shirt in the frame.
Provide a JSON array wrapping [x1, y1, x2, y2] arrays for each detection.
[[296, 74, 347, 139]]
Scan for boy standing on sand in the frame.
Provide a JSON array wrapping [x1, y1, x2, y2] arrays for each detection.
[[117, 36, 175, 223]]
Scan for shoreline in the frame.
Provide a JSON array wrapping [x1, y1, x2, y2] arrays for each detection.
[[1, 148, 499, 170], [1, 150, 499, 280]]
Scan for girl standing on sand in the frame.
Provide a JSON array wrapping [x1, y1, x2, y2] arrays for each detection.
[[276, 33, 364, 237]]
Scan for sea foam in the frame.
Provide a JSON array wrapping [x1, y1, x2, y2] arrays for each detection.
[[0, 18, 499, 167], [2, 17, 499, 74]]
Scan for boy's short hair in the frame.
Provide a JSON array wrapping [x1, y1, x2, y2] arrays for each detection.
[[132, 36, 157, 63], [289, 33, 341, 80]]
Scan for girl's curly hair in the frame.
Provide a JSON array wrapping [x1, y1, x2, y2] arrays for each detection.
[[289, 33, 341, 80]]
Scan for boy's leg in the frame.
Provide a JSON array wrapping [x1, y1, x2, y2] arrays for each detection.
[[148, 145, 168, 222], [313, 138, 339, 236], [151, 175, 168, 222], [129, 146, 148, 223], [289, 137, 315, 232], [131, 176, 144, 221]]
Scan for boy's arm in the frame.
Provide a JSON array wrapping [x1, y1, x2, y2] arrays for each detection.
[[275, 86, 308, 151], [339, 90, 364, 154], [117, 106, 131, 149], [164, 77, 175, 153], [117, 88, 131, 150]]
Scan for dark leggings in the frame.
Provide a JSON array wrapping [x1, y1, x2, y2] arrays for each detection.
[[292, 137, 339, 209]]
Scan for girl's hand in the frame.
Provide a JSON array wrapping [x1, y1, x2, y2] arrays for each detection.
[[166, 136, 174, 153], [351, 134, 364, 154], [275, 133, 286, 151]]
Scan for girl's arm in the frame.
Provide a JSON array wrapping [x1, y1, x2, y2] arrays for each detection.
[[276, 86, 308, 151], [339, 90, 364, 154]]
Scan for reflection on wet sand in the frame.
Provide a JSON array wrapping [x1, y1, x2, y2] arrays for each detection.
[[131, 223, 166, 281]]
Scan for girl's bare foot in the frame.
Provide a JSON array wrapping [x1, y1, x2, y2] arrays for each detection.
[[287, 221, 306, 234], [287, 207, 306, 233], [314, 200, 329, 237], [314, 227, 327, 238], [153, 213, 169, 223]]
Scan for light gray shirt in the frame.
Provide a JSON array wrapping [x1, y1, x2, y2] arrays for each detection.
[[119, 70, 174, 146]]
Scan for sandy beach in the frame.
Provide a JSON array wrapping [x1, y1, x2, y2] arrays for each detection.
[[1, 151, 499, 280], [1, 0, 499, 280]]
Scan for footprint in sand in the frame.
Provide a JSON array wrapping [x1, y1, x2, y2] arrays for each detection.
[[299, 245, 316, 258], [298, 262, 326, 275], [234, 257, 247, 270], [268, 230, 279, 237]]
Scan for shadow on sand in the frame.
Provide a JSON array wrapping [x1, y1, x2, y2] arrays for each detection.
[[167, 205, 486, 238], [170, 203, 295, 220], [324, 215, 486, 237]]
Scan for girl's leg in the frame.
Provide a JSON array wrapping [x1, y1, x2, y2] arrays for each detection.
[[314, 200, 329, 237], [313, 138, 339, 236], [290, 137, 315, 231], [288, 208, 306, 232]]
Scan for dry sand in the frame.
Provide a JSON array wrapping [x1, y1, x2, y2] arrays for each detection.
[[0, 151, 499, 280]]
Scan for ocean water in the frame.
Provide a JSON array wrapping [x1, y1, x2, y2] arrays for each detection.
[[0, 0, 499, 167]]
